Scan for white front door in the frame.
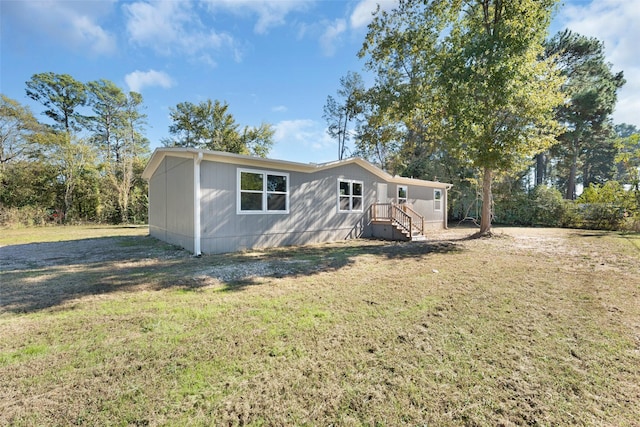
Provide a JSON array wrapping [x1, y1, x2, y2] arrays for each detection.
[[376, 183, 388, 203]]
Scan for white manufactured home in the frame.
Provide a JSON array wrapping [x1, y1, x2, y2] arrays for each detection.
[[142, 148, 452, 255]]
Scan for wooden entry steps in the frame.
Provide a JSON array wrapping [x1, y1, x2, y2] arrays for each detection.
[[370, 203, 426, 241]]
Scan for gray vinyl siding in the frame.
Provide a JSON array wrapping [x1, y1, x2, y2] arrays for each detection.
[[406, 186, 445, 229], [146, 151, 449, 254], [200, 161, 376, 253], [148, 156, 195, 252], [387, 184, 445, 229]]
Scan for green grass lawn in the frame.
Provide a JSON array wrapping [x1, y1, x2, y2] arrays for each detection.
[[1, 226, 639, 426], [0, 224, 149, 246]]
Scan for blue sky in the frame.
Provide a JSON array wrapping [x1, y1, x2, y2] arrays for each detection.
[[1, 0, 638, 164]]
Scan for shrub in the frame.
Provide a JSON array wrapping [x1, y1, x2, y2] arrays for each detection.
[[0, 206, 52, 228], [494, 192, 533, 226], [530, 186, 565, 227], [577, 181, 635, 230]]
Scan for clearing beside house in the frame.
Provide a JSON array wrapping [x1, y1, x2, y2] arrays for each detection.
[[1, 226, 639, 425]]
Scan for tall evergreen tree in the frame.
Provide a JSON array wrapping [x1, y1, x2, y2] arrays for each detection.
[[86, 81, 149, 223], [25, 72, 87, 134], [25, 73, 93, 220], [544, 30, 625, 199]]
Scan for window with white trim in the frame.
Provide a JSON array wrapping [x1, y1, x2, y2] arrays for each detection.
[[338, 179, 363, 212], [397, 185, 408, 204], [237, 168, 289, 214], [434, 189, 442, 211]]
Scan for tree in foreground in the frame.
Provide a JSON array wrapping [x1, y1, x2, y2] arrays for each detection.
[[165, 99, 274, 157], [360, 0, 564, 235]]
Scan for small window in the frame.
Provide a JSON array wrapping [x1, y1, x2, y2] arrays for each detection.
[[338, 179, 363, 212], [434, 189, 442, 211], [397, 185, 408, 204], [238, 168, 289, 214]]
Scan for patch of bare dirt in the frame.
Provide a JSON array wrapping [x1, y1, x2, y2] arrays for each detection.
[[0, 236, 185, 272]]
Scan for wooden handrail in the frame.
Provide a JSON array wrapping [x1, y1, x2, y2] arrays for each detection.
[[391, 204, 412, 234], [370, 203, 424, 236], [401, 204, 424, 235]]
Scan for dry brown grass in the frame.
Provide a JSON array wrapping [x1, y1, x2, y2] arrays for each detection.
[[1, 226, 639, 426]]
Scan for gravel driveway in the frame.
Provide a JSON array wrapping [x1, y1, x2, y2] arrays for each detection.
[[1, 235, 185, 272]]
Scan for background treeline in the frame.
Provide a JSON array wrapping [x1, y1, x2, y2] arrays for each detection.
[[1, 74, 149, 226], [1, 74, 274, 227], [324, 18, 640, 231]]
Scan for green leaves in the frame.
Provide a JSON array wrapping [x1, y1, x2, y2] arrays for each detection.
[[25, 72, 87, 134], [357, 0, 564, 233], [16, 73, 150, 224], [545, 30, 626, 198], [323, 71, 365, 160], [166, 99, 274, 157]]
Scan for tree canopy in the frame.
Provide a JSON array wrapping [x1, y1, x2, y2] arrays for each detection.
[[0, 94, 42, 170], [165, 99, 274, 157], [0, 72, 151, 225], [25, 72, 87, 134], [358, 0, 564, 234]]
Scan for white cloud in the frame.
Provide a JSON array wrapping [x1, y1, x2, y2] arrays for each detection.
[[125, 70, 174, 93], [299, 0, 396, 57], [274, 119, 334, 152], [72, 14, 115, 55], [560, 0, 640, 127], [350, 0, 398, 30], [204, 0, 311, 34], [272, 105, 288, 113], [320, 19, 347, 57], [123, 0, 236, 59], [3, 0, 117, 55]]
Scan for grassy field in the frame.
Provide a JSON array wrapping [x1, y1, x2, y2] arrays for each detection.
[[1, 226, 639, 426]]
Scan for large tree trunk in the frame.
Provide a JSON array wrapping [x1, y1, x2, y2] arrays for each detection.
[[535, 152, 547, 186], [479, 167, 493, 235], [566, 148, 578, 200]]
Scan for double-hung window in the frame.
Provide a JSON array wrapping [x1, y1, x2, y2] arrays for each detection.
[[338, 179, 363, 212], [238, 168, 289, 214], [434, 189, 442, 211], [397, 185, 408, 204]]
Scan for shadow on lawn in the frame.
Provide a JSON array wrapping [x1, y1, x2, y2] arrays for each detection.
[[214, 239, 462, 292], [0, 235, 462, 313]]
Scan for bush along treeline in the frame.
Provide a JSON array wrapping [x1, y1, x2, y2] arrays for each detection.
[[1, 73, 276, 227], [494, 182, 640, 232], [322, 0, 639, 233]]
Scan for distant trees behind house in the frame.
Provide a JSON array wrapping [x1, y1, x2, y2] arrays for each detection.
[[1, 73, 150, 226], [1, 74, 276, 227], [163, 99, 274, 157]]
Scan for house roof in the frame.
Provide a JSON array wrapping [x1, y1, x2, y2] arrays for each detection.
[[142, 147, 452, 189]]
